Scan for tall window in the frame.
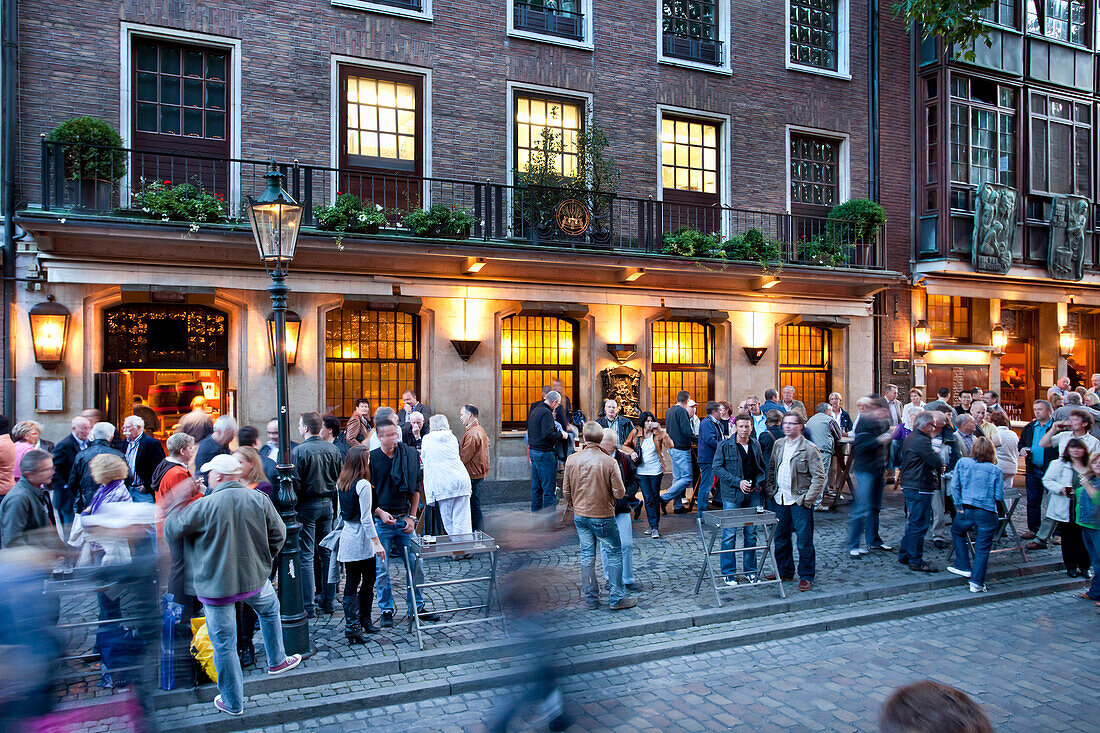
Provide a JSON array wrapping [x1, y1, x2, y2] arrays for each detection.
[[651, 321, 713, 415], [661, 117, 719, 197], [662, 0, 724, 66], [325, 308, 419, 419], [790, 133, 841, 210], [778, 325, 830, 410], [949, 77, 1016, 187], [512, 1, 586, 42], [789, 0, 839, 71], [927, 295, 971, 340], [343, 71, 419, 173], [1028, 1, 1087, 45], [501, 315, 578, 428], [980, 0, 1017, 27], [515, 94, 583, 177], [1030, 92, 1091, 196]]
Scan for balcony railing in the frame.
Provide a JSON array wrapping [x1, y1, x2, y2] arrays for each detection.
[[35, 140, 886, 270], [662, 32, 724, 65], [514, 1, 585, 40]]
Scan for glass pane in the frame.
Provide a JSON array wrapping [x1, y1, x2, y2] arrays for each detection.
[[361, 131, 378, 157], [205, 54, 226, 81], [136, 103, 157, 132], [136, 72, 157, 102], [161, 76, 180, 106], [159, 46, 180, 75], [398, 109, 415, 135], [378, 107, 397, 133], [160, 106, 181, 135], [205, 111, 225, 140], [183, 108, 203, 137], [183, 50, 204, 77], [206, 82, 226, 111], [396, 83, 415, 110], [183, 78, 203, 107], [379, 133, 398, 159], [398, 136, 415, 161], [136, 44, 158, 72]]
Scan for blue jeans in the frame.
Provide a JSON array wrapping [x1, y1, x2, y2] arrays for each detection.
[[770, 499, 815, 582], [574, 515, 625, 605], [1082, 526, 1100, 600], [470, 477, 485, 531], [529, 449, 558, 512], [373, 518, 425, 615], [1024, 469, 1045, 533], [297, 499, 333, 615], [660, 448, 694, 509], [950, 506, 999, 586], [900, 489, 934, 564], [721, 491, 762, 578], [202, 581, 287, 714], [847, 470, 885, 551], [696, 464, 716, 515], [601, 513, 635, 585], [639, 474, 662, 530]]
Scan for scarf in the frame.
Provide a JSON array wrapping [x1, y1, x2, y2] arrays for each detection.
[[84, 479, 132, 515]]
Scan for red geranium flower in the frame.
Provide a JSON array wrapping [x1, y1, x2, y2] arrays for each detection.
[[163, 180, 172, 185]]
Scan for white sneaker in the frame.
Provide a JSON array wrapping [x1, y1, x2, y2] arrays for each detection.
[[968, 582, 987, 593], [743, 573, 757, 583], [724, 578, 739, 587], [651, 530, 661, 539], [643, 528, 653, 536], [849, 549, 868, 557], [946, 566, 972, 579]]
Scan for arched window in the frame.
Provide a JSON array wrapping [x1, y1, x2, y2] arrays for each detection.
[[778, 324, 831, 410], [501, 314, 578, 429], [651, 320, 713, 415], [325, 307, 419, 419]]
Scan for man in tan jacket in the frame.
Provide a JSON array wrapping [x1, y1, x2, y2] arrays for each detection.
[[458, 404, 490, 531], [563, 421, 637, 611]]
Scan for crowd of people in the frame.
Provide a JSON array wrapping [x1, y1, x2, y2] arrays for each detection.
[[529, 381, 1100, 609], [0, 390, 494, 716]]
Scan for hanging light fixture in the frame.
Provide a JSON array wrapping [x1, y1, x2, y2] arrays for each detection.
[[990, 323, 1007, 357], [451, 287, 481, 362], [606, 305, 637, 363], [28, 296, 70, 369], [1059, 326, 1076, 358]]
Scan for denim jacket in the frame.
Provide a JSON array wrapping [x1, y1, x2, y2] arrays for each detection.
[[949, 457, 1004, 513]]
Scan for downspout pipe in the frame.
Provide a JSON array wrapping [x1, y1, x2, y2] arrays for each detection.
[[869, 0, 882, 388], [2, 0, 17, 424]]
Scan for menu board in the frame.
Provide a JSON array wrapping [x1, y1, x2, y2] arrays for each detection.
[[927, 365, 989, 403]]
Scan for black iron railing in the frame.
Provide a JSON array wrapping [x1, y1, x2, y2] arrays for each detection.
[[514, 1, 585, 40], [662, 32, 724, 65], [36, 140, 886, 270]]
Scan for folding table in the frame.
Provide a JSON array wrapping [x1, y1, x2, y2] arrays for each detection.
[[403, 530, 508, 650], [694, 507, 785, 606], [946, 488, 1029, 565]]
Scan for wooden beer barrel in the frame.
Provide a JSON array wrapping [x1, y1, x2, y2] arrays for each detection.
[[148, 384, 178, 416], [174, 380, 205, 410]]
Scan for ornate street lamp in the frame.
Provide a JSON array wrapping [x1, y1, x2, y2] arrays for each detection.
[[990, 324, 1007, 357], [28, 296, 70, 369], [247, 163, 309, 655], [1059, 326, 1076, 358], [267, 310, 301, 366], [914, 319, 931, 357]]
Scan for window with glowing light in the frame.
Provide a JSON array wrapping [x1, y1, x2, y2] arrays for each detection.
[[514, 94, 583, 177], [501, 315, 578, 429], [651, 320, 713, 415], [778, 325, 831, 410], [927, 295, 971, 341], [343, 71, 419, 172], [325, 308, 419, 419]]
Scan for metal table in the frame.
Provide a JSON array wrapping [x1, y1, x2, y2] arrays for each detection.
[[947, 488, 1029, 565], [694, 508, 785, 606], [403, 531, 508, 650]]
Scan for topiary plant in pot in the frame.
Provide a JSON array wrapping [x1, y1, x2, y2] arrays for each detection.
[[47, 116, 127, 211]]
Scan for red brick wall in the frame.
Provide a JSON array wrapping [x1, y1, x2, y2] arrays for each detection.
[[16, 0, 879, 212]]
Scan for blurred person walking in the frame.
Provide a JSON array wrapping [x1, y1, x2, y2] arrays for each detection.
[[563, 421, 636, 610], [163, 454, 300, 717], [847, 397, 893, 556], [336, 445, 387, 642], [660, 390, 696, 514]]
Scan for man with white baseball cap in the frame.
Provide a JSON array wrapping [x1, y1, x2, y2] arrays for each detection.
[[164, 453, 300, 716]]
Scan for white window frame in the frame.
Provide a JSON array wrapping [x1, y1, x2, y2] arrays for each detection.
[[119, 23, 243, 212], [785, 0, 851, 80], [329, 55, 433, 205], [657, 0, 733, 76], [332, 0, 433, 22], [507, 0, 594, 50], [785, 124, 851, 213], [656, 105, 733, 236]]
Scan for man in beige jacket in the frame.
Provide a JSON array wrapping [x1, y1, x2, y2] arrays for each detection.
[[458, 404, 490, 531], [563, 421, 637, 611]]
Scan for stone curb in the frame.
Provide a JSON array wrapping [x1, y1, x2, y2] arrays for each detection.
[[157, 571, 1082, 733], [152, 557, 1063, 709]]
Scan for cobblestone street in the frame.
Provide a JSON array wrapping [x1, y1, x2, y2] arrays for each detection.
[[248, 590, 1099, 732]]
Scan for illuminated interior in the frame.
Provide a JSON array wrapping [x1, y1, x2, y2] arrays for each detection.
[[651, 320, 713, 414], [501, 315, 577, 427], [516, 95, 582, 176], [778, 324, 830, 409]]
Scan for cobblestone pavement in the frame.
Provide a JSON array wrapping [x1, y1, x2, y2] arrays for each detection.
[[247, 590, 1100, 732], [60, 485, 1059, 699]]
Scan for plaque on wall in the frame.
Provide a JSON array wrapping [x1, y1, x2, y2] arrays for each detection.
[[971, 182, 1017, 275], [891, 359, 911, 376], [1048, 194, 1088, 281], [600, 365, 640, 419]]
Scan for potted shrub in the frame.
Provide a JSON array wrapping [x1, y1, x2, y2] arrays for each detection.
[[131, 178, 227, 232], [661, 226, 722, 259], [402, 204, 476, 239], [725, 228, 782, 270], [47, 116, 127, 210], [314, 193, 387, 236]]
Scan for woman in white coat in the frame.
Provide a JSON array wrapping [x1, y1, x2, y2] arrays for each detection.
[[1039, 437, 1090, 560], [421, 414, 473, 536]]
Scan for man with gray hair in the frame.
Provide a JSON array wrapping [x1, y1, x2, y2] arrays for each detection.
[[804, 403, 841, 509], [1, 449, 62, 549], [195, 415, 237, 486], [897, 411, 943, 573], [122, 414, 165, 500], [68, 422, 130, 513], [527, 390, 569, 512], [51, 415, 91, 526]]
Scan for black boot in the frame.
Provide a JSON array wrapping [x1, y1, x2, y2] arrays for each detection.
[[342, 596, 367, 643]]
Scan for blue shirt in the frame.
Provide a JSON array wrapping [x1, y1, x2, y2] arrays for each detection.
[[1030, 419, 1053, 468]]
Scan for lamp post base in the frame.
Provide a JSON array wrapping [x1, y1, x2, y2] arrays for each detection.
[[277, 512, 311, 656]]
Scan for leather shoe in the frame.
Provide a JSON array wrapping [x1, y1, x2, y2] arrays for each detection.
[[797, 579, 812, 592], [1025, 540, 1047, 550], [626, 582, 645, 592], [417, 609, 440, 622], [237, 643, 255, 668], [673, 507, 690, 514], [1019, 531, 1036, 540], [379, 611, 394, 628], [610, 597, 638, 610], [909, 562, 938, 573], [1068, 569, 1080, 578], [779, 575, 794, 582], [933, 539, 948, 550]]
